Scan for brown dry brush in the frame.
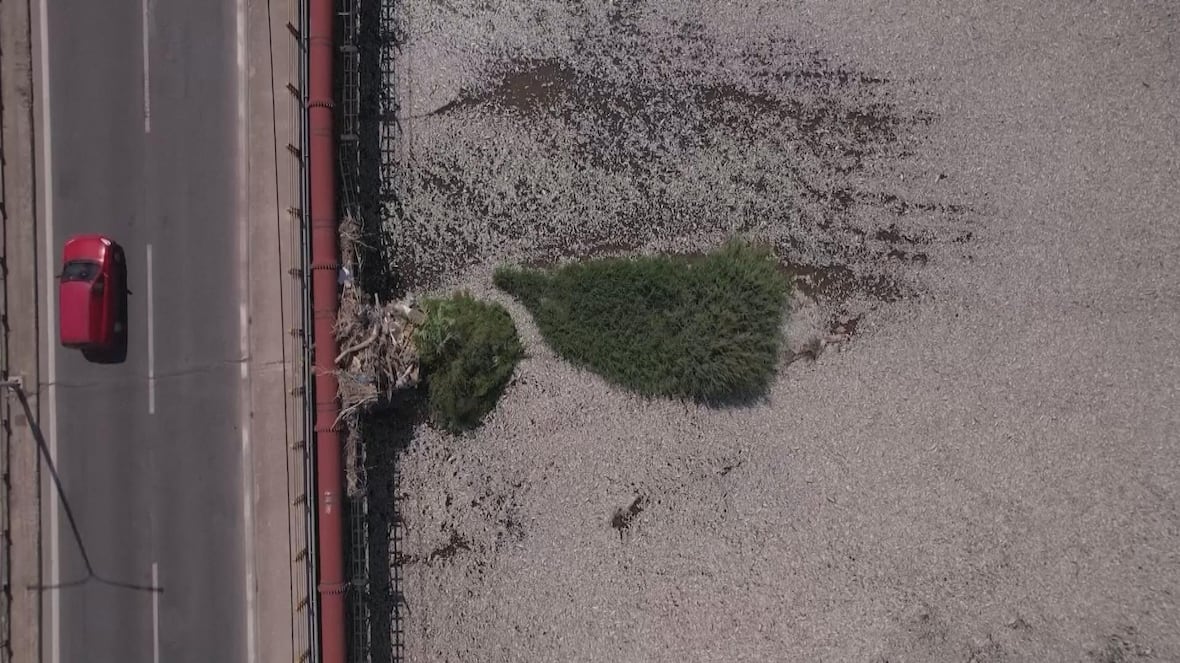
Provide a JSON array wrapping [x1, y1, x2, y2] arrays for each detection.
[[335, 215, 425, 497]]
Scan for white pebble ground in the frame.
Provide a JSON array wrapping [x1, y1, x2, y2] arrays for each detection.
[[371, 1, 1180, 661]]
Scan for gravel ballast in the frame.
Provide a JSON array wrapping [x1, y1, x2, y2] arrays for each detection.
[[368, 1, 1180, 661]]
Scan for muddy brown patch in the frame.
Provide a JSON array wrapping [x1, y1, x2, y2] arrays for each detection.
[[611, 495, 646, 540], [778, 260, 907, 304], [427, 531, 471, 564], [392, 18, 976, 312]]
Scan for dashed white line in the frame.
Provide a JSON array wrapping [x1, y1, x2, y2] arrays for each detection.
[[147, 243, 155, 414], [142, 0, 151, 133], [151, 563, 161, 663], [35, 0, 61, 658], [234, 0, 259, 660]]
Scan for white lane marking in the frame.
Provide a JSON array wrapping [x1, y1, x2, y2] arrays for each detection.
[[147, 244, 155, 414], [35, 0, 61, 658], [239, 404, 257, 663], [151, 563, 161, 663], [141, 0, 151, 133], [235, 0, 258, 660]]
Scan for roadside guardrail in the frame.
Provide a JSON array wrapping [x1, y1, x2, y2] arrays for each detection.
[[281, 0, 319, 660]]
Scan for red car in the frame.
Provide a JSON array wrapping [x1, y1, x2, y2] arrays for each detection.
[[59, 234, 127, 356]]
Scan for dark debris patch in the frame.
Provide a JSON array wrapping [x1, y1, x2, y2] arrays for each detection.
[[611, 495, 646, 540], [426, 531, 471, 565], [432, 55, 918, 177], [874, 222, 934, 245], [778, 259, 909, 304], [388, 13, 978, 311]]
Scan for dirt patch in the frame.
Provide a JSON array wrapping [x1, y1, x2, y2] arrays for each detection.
[[1088, 627, 1159, 662], [610, 495, 645, 540], [385, 2, 976, 319]]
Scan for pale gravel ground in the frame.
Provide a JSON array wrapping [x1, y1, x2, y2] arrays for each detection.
[[374, 1, 1180, 661]]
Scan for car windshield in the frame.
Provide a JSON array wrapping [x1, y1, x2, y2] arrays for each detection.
[[61, 260, 100, 283]]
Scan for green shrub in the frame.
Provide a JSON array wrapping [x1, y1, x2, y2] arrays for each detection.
[[494, 238, 791, 403], [413, 292, 524, 433]]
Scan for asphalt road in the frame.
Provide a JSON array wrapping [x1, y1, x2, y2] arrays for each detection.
[[43, 0, 249, 660]]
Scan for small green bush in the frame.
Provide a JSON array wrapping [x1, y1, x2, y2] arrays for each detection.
[[494, 238, 791, 403], [413, 292, 524, 433]]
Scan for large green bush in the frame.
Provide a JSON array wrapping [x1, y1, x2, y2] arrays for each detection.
[[413, 293, 524, 432], [494, 238, 791, 403]]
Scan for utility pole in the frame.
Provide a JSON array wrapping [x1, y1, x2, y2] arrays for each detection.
[[0, 375, 88, 582], [0, 378, 161, 594], [0, 379, 37, 440]]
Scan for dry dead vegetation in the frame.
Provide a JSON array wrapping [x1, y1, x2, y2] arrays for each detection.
[[334, 215, 426, 496]]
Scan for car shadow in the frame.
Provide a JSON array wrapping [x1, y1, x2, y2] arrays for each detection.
[[82, 252, 130, 364]]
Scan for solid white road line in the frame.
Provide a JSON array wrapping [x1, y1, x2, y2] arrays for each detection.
[[235, 0, 258, 661], [141, 0, 151, 133], [147, 244, 155, 414], [35, 0, 61, 659], [152, 563, 161, 663]]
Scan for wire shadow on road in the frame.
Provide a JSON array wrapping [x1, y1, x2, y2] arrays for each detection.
[[8, 385, 161, 594]]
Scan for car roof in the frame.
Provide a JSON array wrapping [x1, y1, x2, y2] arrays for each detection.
[[59, 280, 98, 344]]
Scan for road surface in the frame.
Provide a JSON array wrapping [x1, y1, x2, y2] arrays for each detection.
[[39, 0, 252, 660]]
